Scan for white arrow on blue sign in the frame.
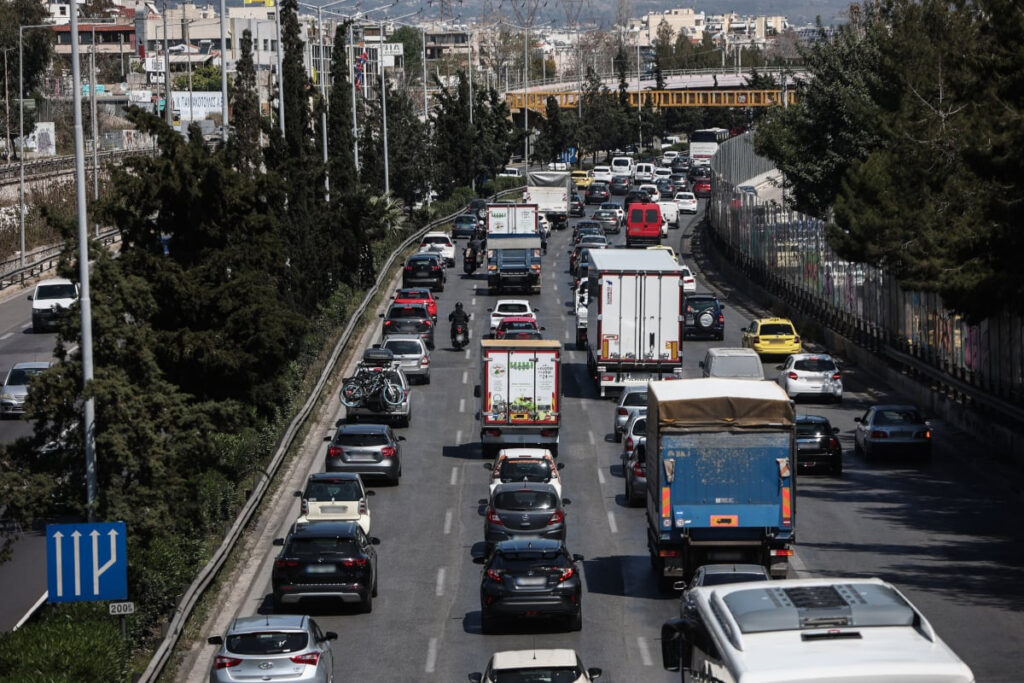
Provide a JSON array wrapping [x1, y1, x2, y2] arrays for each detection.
[[47, 522, 127, 603]]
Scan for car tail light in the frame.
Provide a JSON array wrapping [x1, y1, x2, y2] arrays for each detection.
[[404, 265, 412, 271], [915, 430, 931, 439], [300, 499, 308, 515], [617, 407, 628, 416], [486, 569, 504, 582], [384, 320, 393, 326], [420, 356, 429, 366], [423, 319, 432, 326], [547, 508, 564, 526], [540, 429, 556, 437], [327, 445, 342, 459], [432, 265, 440, 271], [487, 507, 504, 525], [275, 559, 299, 568], [342, 558, 369, 567], [381, 446, 396, 458], [658, 548, 681, 558], [832, 372, 842, 380], [625, 436, 634, 452], [787, 372, 799, 380], [794, 337, 801, 344], [358, 500, 367, 515], [717, 314, 724, 324], [214, 656, 243, 669], [829, 437, 840, 450], [485, 429, 502, 438], [751, 336, 760, 344], [870, 430, 888, 439], [632, 461, 644, 477], [558, 567, 575, 582], [290, 652, 321, 666]]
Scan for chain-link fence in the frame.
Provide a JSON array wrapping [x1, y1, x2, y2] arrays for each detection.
[[708, 132, 1024, 408]]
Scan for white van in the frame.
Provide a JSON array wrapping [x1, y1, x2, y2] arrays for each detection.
[[663, 578, 975, 683], [611, 156, 634, 179], [634, 163, 655, 183], [699, 347, 764, 380]]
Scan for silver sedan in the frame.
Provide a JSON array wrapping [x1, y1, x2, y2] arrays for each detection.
[[854, 404, 932, 460]]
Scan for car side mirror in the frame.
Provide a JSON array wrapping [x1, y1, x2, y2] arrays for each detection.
[[434, 295, 440, 300], [335, 418, 345, 428], [673, 580, 687, 591], [27, 295, 33, 301], [588, 668, 603, 680], [469, 674, 484, 683], [207, 636, 223, 645], [272, 538, 284, 546], [293, 490, 302, 497], [372, 343, 380, 349], [540, 327, 546, 331], [572, 553, 584, 562], [487, 308, 494, 313], [719, 304, 725, 309], [397, 435, 407, 441], [698, 361, 705, 368], [324, 631, 338, 641], [477, 498, 488, 506], [562, 498, 572, 505], [853, 417, 862, 423], [483, 463, 493, 470], [556, 463, 565, 470], [832, 427, 840, 434], [370, 537, 381, 545], [472, 556, 486, 565], [366, 490, 376, 496], [378, 313, 384, 318]]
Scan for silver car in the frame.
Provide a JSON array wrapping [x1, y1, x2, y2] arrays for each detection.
[[613, 387, 648, 442], [622, 412, 647, 461], [325, 422, 404, 485], [380, 335, 430, 385], [854, 404, 932, 460], [623, 440, 647, 507], [207, 614, 336, 683], [776, 353, 842, 402], [1, 361, 51, 417]]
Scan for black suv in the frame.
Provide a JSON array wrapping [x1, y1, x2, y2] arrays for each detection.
[[545, 211, 569, 230], [402, 252, 445, 292], [795, 415, 843, 475], [585, 182, 610, 204], [683, 294, 725, 340], [610, 175, 631, 195], [476, 538, 584, 633], [623, 189, 651, 212], [271, 521, 380, 613]]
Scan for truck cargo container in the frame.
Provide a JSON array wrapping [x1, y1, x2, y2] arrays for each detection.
[[523, 171, 571, 218], [486, 203, 539, 236]]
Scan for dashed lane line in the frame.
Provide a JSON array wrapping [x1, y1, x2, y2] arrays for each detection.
[[607, 511, 619, 534], [435, 567, 446, 596], [637, 637, 654, 666], [443, 509, 453, 535], [449, 466, 458, 485], [425, 637, 438, 673]]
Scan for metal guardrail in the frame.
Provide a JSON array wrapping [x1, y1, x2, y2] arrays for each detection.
[[0, 228, 121, 290], [0, 148, 158, 185], [138, 184, 525, 682]]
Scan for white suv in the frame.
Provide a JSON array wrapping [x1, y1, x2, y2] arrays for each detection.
[[30, 277, 79, 333], [488, 299, 537, 334], [419, 232, 455, 267]]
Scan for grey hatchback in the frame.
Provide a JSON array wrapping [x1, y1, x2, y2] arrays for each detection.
[[613, 386, 648, 442], [325, 422, 404, 485], [0, 361, 50, 417], [379, 335, 430, 384], [207, 614, 337, 683], [480, 483, 571, 550]]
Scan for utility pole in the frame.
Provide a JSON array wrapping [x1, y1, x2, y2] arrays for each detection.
[[274, 1, 284, 136], [183, 12, 193, 123], [380, 19, 389, 194], [3, 49, 10, 165], [162, 0, 172, 125], [218, 0, 228, 142], [89, 30, 99, 237], [348, 21, 358, 169]]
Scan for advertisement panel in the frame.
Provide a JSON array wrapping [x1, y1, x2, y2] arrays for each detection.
[[482, 350, 509, 424], [484, 349, 558, 425], [486, 203, 538, 235], [171, 91, 224, 121]]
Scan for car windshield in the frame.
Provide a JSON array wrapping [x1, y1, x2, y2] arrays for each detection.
[[760, 323, 795, 336], [796, 422, 831, 437], [794, 358, 837, 372], [337, 432, 389, 447], [288, 537, 359, 557], [388, 307, 427, 319], [491, 550, 569, 571], [497, 304, 529, 315], [36, 284, 77, 300], [873, 409, 922, 425], [623, 392, 648, 407], [497, 459, 552, 482], [491, 667, 583, 683], [306, 480, 361, 500], [493, 490, 558, 511], [713, 357, 763, 378], [6, 367, 45, 385], [226, 631, 309, 655], [383, 340, 423, 355]]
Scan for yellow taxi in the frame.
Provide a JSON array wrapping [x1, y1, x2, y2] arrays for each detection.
[[647, 245, 678, 263], [741, 317, 803, 356], [571, 170, 594, 188]]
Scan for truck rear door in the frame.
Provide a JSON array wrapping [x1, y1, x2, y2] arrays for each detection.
[[597, 272, 680, 363], [482, 348, 560, 425]]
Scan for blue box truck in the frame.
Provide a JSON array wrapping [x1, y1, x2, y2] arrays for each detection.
[[646, 378, 796, 585]]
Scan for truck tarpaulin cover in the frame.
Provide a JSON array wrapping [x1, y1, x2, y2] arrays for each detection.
[[525, 171, 572, 188], [649, 378, 794, 432]]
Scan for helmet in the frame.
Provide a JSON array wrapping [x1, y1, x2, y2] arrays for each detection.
[[455, 302, 464, 311]]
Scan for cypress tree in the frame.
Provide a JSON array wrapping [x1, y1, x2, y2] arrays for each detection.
[[228, 29, 262, 171]]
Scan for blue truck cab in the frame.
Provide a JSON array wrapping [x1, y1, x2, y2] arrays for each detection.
[[646, 379, 795, 586]]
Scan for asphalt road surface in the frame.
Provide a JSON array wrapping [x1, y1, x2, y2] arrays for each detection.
[[184, 198, 1024, 682]]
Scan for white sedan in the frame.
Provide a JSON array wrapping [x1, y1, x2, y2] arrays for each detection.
[[485, 448, 563, 497], [675, 191, 698, 214], [776, 353, 843, 402], [638, 183, 660, 202], [488, 299, 537, 334], [420, 231, 455, 266], [471, 649, 602, 683], [680, 264, 697, 292]]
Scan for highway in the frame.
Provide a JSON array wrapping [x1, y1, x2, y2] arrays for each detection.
[[181, 198, 1024, 682]]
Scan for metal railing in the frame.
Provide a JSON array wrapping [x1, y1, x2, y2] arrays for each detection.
[[0, 148, 158, 185], [708, 133, 1024, 418], [138, 183, 525, 682], [0, 228, 122, 290]]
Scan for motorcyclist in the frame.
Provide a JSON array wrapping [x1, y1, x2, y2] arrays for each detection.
[[469, 235, 485, 266], [449, 301, 470, 345]]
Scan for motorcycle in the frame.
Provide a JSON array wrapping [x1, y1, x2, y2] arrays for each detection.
[[463, 247, 478, 274], [452, 322, 469, 350]]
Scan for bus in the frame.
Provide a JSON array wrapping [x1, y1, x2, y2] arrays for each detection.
[[689, 127, 730, 166]]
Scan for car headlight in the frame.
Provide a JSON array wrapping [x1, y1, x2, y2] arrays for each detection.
[[1, 393, 15, 401]]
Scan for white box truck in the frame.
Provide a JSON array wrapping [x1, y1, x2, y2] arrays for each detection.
[[486, 203, 538, 236], [523, 171, 571, 216], [585, 249, 684, 397], [478, 339, 562, 458]]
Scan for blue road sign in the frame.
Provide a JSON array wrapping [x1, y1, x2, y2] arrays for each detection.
[[560, 147, 578, 164], [47, 522, 127, 603]]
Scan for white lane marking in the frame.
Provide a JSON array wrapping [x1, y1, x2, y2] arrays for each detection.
[[461, 370, 468, 384], [597, 468, 606, 485], [607, 511, 619, 534], [465, 349, 471, 360], [443, 509, 453, 535], [587, 430, 595, 445], [0, 332, 12, 341], [436, 567, 446, 596], [637, 636, 654, 666], [564, 329, 570, 340], [456, 429, 463, 444], [553, 283, 558, 291], [425, 637, 438, 673], [459, 398, 466, 413], [450, 466, 458, 485], [472, 297, 477, 306]]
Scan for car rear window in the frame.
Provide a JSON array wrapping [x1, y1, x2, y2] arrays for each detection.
[[455, 216, 476, 225], [796, 422, 831, 437], [794, 358, 837, 372], [623, 392, 648, 406], [498, 304, 529, 314], [629, 208, 643, 223], [383, 340, 423, 355], [337, 432, 390, 447], [398, 289, 430, 299], [36, 284, 78, 300], [491, 550, 570, 571], [422, 235, 450, 245], [492, 667, 581, 682], [712, 357, 763, 379], [497, 459, 552, 482], [388, 307, 427, 319], [226, 631, 309, 655], [701, 572, 769, 586], [759, 323, 795, 336], [288, 537, 359, 557], [645, 209, 660, 223], [493, 490, 558, 511], [594, 211, 614, 219], [306, 480, 361, 500], [873, 409, 922, 425], [502, 321, 537, 331], [408, 255, 437, 265]]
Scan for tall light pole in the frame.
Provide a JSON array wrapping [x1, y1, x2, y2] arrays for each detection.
[[18, 23, 50, 270], [219, 0, 228, 142], [162, 0, 172, 125], [523, 25, 528, 163], [70, 0, 99, 522], [274, 0, 284, 136], [378, 9, 421, 196]]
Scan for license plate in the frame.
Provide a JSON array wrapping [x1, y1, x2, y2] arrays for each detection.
[[893, 431, 912, 438], [321, 505, 350, 514], [515, 576, 547, 587], [306, 564, 336, 574], [769, 339, 785, 344], [804, 385, 822, 391]]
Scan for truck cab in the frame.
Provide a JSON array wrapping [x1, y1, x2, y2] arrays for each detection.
[[486, 236, 543, 294]]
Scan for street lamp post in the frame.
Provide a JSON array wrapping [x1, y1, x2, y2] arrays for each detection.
[[219, 0, 228, 142], [163, 0, 172, 125], [274, 0, 284, 136], [378, 9, 421, 196], [18, 23, 50, 270]]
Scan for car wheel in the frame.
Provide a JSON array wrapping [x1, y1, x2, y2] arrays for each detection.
[[568, 608, 583, 632], [372, 572, 378, 598], [854, 439, 863, 457], [360, 592, 373, 613], [614, 430, 622, 443], [423, 374, 431, 385]]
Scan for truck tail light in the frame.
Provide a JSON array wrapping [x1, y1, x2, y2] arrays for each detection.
[[658, 549, 681, 558], [915, 430, 931, 439], [540, 429, 557, 437], [484, 429, 502, 437], [770, 548, 794, 557]]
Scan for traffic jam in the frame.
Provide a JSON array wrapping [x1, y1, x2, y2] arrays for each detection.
[[201, 156, 977, 683]]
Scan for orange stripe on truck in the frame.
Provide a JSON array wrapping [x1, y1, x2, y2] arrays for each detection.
[[781, 486, 792, 526]]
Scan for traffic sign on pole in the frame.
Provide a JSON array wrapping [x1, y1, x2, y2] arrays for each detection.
[[379, 42, 404, 57], [47, 522, 128, 603]]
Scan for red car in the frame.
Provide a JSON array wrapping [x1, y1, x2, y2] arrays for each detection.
[[394, 288, 438, 320], [494, 316, 544, 340], [693, 179, 712, 198]]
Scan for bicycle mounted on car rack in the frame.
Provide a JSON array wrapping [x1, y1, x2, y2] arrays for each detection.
[[340, 349, 405, 410]]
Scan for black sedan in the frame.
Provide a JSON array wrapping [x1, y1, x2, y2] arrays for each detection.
[[569, 195, 585, 217], [271, 521, 380, 613], [795, 414, 843, 474], [402, 252, 445, 292], [609, 175, 631, 195], [585, 183, 610, 204], [480, 483, 570, 550], [477, 538, 584, 633]]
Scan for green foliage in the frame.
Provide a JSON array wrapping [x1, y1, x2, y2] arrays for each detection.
[[391, 26, 423, 84], [0, 603, 130, 682], [228, 29, 262, 171], [172, 64, 228, 92], [431, 71, 476, 195], [0, 0, 51, 150], [327, 23, 356, 188]]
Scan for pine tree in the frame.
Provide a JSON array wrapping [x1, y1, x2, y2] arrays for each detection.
[[228, 29, 262, 171], [327, 22, 356, 188]]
